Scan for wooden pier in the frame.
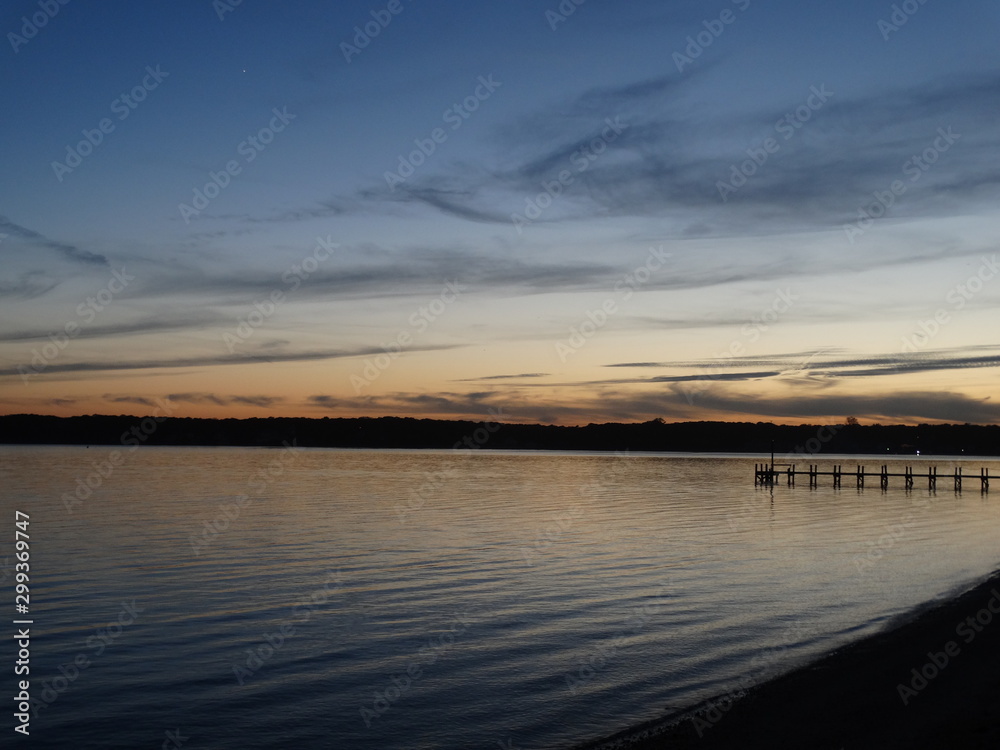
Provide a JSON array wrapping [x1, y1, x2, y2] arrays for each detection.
[[754, 463, 990, 491]]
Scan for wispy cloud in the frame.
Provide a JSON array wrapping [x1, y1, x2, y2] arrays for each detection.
[[455, 373, 550, 381], [0, 311, 227, 342], [0, 345, 463, 378], [104, 395, 158, 407], [0, 216, 109, 266], [604, 346, 1000, 384], [165, 393, 286, 408], [300, 382, 1000, 426], [0, 270, 61, 299], [128, 250, 621, 302], [308, 390, 502, 418], [659, 387, 1000, 425], [353, 71, 1000, 236]]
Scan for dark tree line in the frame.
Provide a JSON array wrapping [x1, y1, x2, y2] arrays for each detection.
[[1, 414, 998, 456]]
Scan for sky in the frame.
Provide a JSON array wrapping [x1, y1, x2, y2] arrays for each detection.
[[1, 0, 999, 426]]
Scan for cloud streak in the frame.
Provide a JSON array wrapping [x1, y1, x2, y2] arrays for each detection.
[[353, 71, 1000, 237], [0, 311, 227, 343], [604, 346, 1000, 382], [0, 216, 109, 266], [0, 345, 463, 378]]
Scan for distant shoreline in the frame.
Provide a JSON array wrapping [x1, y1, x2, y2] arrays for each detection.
[[2, 414, 999, 456], [3, 444, 1000, 462]]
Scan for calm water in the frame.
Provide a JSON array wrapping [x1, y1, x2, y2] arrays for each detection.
[[2, 446, 999, 749]]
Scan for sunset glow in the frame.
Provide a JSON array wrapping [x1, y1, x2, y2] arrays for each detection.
[[3, 1, 999, 425]]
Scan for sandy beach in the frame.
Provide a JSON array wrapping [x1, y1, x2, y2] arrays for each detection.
[[580, 570, 1000, 750]]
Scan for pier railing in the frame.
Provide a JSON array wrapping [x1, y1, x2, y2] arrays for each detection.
[[754, 463, 990, 491]]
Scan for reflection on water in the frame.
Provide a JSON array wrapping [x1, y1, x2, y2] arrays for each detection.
[[3, 446, 999, 749]]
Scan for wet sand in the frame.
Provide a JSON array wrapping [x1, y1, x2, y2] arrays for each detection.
[[579, 570, 1000, 749]]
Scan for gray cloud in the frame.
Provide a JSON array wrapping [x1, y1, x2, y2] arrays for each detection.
[[132, 250, 620, 302], [0, 216, 109, 266], [353, 71, 1000, 236], [299, 382, 1000, 426], [165, 393, 285, 408], [0, 344, 463, 379], [456, 373, 550, 381], [663, 387, 1000, 425], [127, 241, 996, 314], [167, 392, 227, 407], [308, 395, 340, 408], [308, 390, 502, 418], [0, 270, 61, 299], [231, 395, 285, 408], [103, 395, 157, 407], [375, 184, 513, 224], [208, 199, 351, 225], [601, 346, 1000, 385], [0, 310, 227, 343]]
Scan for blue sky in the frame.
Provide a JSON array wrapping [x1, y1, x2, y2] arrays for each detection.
[[2, 0, 999, 424]]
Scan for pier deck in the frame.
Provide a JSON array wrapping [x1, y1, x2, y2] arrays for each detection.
[[754, 463, 990, 491]]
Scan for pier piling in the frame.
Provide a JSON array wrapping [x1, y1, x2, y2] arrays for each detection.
[[753, 462, 989, 492]]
